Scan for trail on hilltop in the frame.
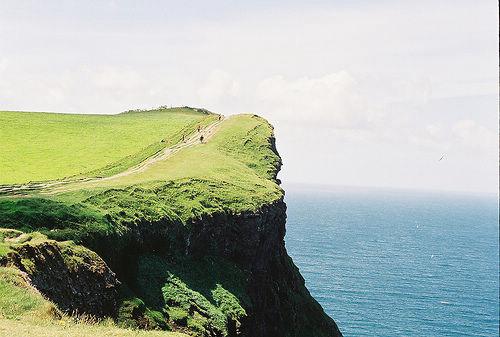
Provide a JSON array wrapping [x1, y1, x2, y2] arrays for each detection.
[[0, 118, 224, 196]]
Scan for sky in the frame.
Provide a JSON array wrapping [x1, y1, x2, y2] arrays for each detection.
[[0, 0, 498, 194]]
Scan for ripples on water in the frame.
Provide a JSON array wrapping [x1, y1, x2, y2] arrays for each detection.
[[284, 186, 499, 336]]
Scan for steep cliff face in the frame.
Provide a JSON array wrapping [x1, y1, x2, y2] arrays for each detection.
[[94, 197, 342, 337], [186, 199, 342, 337], [79, 135, 342, 336], [0, 235, 119, 317]]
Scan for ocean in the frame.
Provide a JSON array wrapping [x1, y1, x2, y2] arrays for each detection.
[[284, 186, 499, 337]]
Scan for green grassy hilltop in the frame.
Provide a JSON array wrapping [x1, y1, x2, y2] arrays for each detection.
[[0, 108, 283, 237], [0, 107, 215, 184], [0, 107, 288, 337]]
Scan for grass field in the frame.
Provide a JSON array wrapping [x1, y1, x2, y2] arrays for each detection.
[[93, 113, 281, 186], [51, 114, 283, 220], [0, 108, 215, 184]]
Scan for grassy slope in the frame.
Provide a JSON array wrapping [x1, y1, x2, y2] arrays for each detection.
[[56, 114, 283, 222], [0, 114, 283, 247], [0, 113, 282, 238], [0, 108, 215, 184], [0, 109, 284, 336], [88, 113, 281, 187], [0, 319, 188, 337]]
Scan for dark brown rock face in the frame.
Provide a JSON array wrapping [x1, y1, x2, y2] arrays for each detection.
[[1, 241, 119, 317], [94, 196, 343, 336], [183, 199, 343, 337], [0, 198, 342, 335]]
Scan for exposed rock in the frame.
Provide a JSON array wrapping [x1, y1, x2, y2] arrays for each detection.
[[0, 239, 119, 318], [97, 198, 342, 337], [186, 199, 342, 337]]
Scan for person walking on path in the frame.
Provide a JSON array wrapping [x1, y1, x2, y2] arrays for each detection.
[[199, 135, 204, 143]]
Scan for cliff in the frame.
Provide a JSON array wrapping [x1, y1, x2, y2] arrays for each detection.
[[0, 230, 119, 317], [0, 109, 342, 336]]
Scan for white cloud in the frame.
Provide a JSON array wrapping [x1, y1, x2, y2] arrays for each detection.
[[256, 71, 374, 128], [0, 58, 7, 74], [425, 124, 442, 138], [404, 118, 497, 156], [88, 66, 147, 90], [197, 70, 240, 106], [451, 119, 497, 152], [0, 58, 14, 101]]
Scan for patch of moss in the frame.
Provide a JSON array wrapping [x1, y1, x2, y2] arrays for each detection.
[[187, 312, 209, 336], [117, 285, 170, 331], [19, 258, 35, 273], [0, 229, 23, 256], [0, 229, 53, 260], [129, 254, 247, 337], [0, 244, 11, 257], [166, 307, 188, 325], [212, 284, 246, 321]]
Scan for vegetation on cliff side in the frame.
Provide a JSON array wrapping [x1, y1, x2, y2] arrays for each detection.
[[0, 266, 187, 336]]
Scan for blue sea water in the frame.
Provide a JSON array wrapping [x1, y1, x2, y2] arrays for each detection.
[[284, 186, 499, 337]]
